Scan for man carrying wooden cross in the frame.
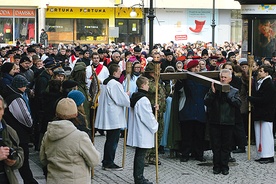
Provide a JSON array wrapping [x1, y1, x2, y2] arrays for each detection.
[[204, 69, 241, 175]]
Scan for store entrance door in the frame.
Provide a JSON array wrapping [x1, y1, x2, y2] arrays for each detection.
[[115, 19, 142, 44]]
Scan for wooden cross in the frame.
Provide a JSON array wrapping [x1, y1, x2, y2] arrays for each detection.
[[160, 71, 230, 92]]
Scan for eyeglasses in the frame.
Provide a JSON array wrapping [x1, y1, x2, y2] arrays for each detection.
[[115, 56, 120, 58]]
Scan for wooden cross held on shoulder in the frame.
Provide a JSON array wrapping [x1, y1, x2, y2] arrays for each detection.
[[160, 71, 230, 92]]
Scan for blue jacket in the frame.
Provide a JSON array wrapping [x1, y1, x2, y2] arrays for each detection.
[[177, 79, 209, 123]]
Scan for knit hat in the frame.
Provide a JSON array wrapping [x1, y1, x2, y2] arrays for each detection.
[[227, 52, 235, 59], [56, 98, 78, 119], [73, 62, 86, 72], [128, 55, 138, 62], [11, 75, 29, 88], [187, 59, 199, 70], [53, 67, 65, 76], [68, 90, 85, 106], [210, 56, 218, 60], [187, 50, 194, 57], [144, 62, 155, 73], [1, 62, 14, 73], [27, 47, 36, 53], [62, 80, 78, 89], [20, 56, 31, 64], [201, 49, 208, 56], [240, 61, 248, 66], [43, 58, 56, 68]]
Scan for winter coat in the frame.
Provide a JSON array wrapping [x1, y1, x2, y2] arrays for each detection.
[[249, 76, 276, 122], [4, 86, 33, 143], [95, 78, 130, 130], [40, 120, 101, 184], [1, 120, 24, 184], [204, 86, 241, 125], [176, 79, 208, 123]]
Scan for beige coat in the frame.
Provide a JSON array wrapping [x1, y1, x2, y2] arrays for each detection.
[[40, 120, 101, 184]]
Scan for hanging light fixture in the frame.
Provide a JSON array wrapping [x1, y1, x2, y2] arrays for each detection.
[[130, 8, 137, 17]]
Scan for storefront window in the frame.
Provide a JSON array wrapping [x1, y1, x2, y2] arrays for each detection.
[[76, 19, 108, 42], [0, 18, 13, 44], [46, 19, 73, 32], [46, 19, 74, 44], [14, 18, 35, 44]]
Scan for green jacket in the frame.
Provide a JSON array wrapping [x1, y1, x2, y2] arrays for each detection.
[[1, 119, 24, 184]]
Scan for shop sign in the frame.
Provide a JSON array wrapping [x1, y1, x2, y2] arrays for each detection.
[[14, 9, 36, 17], [241, 5, 276, 14], [46, 7, 114, 18], [175, 35, 187, 41], [0, 9, 13, 16]]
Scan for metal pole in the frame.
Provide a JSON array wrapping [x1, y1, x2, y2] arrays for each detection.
[[147, 0, 155, 53], [211, 0, 216, 47]]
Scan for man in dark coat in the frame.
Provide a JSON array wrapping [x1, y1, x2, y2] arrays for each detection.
[[204, 69, 241, 175], [3, 75, 38, 184]]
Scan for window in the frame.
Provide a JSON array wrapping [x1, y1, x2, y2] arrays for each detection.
[[76, 19, 108, 41], [0, 18, 13, 43]]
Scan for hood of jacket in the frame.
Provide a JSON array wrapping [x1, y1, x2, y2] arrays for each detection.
[[130, 89, 148, 108], [46, 120, 77, 141]]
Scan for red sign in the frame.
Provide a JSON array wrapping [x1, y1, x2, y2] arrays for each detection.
[[14, 9, 36, 17], [175, 35, 187, 41], [0, 9, 13, 16]]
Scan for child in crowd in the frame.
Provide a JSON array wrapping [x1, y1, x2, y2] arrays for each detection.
[[127, 76, 159, 184]]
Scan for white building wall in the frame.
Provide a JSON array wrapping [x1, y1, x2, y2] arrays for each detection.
[[217, 10, 232, 46]]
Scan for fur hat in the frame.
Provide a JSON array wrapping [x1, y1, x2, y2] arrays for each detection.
[[1, 62, 14, 73], [12, 75, 29, 88], [56, 98, 78, 119], [164, 49, 173, 56], [187, 59, 199, 70], [68, 90, 85, 106], [133, 46, 142, 52]]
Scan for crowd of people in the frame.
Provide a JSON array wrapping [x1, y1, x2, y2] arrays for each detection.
[[0, 39, 275, 183]]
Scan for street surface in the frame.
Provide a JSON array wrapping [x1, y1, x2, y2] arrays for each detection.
[[16, 134, 276, 184]]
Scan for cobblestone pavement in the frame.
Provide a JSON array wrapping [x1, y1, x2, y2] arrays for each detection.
[[16, 134, 276, 184]]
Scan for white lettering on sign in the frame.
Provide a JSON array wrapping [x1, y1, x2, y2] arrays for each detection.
[[14, 10, 35, 16], [0, 10, 11, 16]]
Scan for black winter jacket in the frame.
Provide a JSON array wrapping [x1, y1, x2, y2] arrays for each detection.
[[204, 86, 241, 125]]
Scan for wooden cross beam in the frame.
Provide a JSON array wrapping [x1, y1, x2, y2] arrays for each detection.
[[160, 71, 230, 92]]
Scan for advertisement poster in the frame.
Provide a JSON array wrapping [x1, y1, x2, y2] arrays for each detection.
[[187, 9, 218, 43], [253, 19, 276, 58]]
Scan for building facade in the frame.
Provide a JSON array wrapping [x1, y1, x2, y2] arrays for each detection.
[[0, 0, 242, 46]]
